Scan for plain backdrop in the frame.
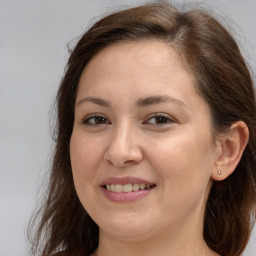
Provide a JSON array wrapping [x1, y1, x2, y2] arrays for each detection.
[[0, 0, 255, 255]]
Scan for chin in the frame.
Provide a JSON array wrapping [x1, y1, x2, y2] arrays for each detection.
[[96, 212, 159, 240], [101, 225, 154, 241]]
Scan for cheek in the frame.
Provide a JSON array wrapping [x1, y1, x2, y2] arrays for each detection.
[[70, 132, 104, 186], [151, 134, 214, 214], [147, 130, 215, 187], [69, 132, 107, 216]]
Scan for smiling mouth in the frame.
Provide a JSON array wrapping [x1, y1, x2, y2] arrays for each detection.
[[103, 183, 156, 193]]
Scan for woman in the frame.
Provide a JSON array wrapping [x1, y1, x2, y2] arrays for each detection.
[[29, 1, 256, 256]]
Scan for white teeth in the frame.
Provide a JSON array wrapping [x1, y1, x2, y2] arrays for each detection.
[[105, 183, 154, 193], [115, 184, 123, 193], [123, 184, 133, 192], [139, 184, 146, 190], [132, 184, 140, 191]]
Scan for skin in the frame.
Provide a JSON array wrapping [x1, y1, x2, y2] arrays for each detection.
[[70, 40, 228, 256]]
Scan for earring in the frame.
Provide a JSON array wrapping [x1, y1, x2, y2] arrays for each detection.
[[217, 170, 222, 175]]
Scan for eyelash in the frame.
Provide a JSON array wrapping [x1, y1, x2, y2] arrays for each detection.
[[82, 114, 111, 125], [82, 113, 174, 126], [144, 113, 175, 125]]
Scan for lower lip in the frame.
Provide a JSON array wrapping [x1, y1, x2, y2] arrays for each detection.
[[101, 186, 155, 202]]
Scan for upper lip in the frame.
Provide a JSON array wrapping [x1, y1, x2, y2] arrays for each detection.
[[100, 176, 155, 186]]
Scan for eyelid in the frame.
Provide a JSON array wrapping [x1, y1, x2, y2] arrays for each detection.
[[143, 113, 175, 125], [82, 114, 111, 125]]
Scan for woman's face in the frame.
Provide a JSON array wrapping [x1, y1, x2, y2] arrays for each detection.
[[70, 40, 219, 241]]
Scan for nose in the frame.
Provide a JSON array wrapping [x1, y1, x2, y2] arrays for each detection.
[[104, 124, 143, 167]]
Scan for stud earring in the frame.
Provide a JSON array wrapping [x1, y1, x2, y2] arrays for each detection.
[[217, 170, 222, 175]]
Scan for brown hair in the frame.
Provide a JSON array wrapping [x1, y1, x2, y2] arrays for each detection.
[[28, 1, 256, 256]]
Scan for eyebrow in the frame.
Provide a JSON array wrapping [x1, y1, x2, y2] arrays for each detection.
[[76, 95, 187, 108], [136, 95, 187, 108], [76, 97, 111, 107]]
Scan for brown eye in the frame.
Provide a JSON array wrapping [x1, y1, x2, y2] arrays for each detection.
[[145, 114, 174, 125], [154, 116, 169, 124], [83, 115, 111, 125]]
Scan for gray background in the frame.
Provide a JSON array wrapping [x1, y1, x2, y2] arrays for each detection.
[[0, 0, 255, 255]]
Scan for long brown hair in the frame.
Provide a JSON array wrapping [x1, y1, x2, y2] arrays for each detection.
[[28, 1, 256, 256]]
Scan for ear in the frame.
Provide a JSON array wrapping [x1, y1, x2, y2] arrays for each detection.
[[212, 121, 249, 181]]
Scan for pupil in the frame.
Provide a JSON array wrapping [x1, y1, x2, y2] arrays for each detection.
[[156, 116, 167, 124], [95, 117, 105, 124]]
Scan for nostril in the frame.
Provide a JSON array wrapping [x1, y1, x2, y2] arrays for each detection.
[[105, 159, 112, 165], [103, 140, 143, 167]]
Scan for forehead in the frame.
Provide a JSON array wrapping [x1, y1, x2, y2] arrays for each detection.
[[85, 39, 187, 71], [78, 39, 196, 95], [77, 40, 211, 118]]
